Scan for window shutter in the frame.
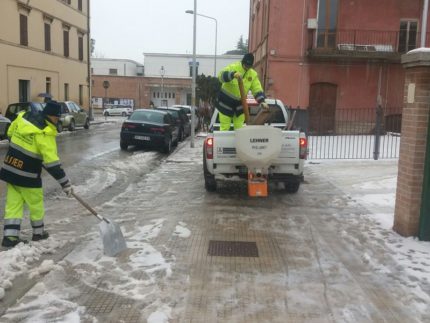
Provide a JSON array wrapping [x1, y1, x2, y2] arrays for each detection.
[[64, 30, 69, 57], [78, 36, 83, 60], [20, 14, 28, 46], [44, 23, 51, 51]]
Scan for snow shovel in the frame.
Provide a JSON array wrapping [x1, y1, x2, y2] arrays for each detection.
[[71, 192, 127, 257]]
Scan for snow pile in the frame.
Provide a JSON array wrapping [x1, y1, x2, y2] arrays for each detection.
[[0, 238, 67, 300]]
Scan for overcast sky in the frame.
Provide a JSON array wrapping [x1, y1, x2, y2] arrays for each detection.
[[90, 0, 251, 63]]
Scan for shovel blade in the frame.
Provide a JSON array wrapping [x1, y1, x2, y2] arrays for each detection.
[[98, 219, 127, 257]]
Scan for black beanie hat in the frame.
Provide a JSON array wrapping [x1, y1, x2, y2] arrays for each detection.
[[43, 101, 61, 117], [242, 53, 254, 66]]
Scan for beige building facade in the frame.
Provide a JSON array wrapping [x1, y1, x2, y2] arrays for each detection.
[[0, 0, 90, 114]]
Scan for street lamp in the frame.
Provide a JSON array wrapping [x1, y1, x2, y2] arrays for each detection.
[[187, 0, 197, 148], [185, 9, 218, 77], [160, 66, 165, 106]]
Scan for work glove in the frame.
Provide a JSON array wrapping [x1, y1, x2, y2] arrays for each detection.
[[260, 102, 269, 111], [62, 182, 73, 198], [233, 72, 242, 80]]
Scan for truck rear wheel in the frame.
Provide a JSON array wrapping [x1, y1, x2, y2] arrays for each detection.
[[284, 181, 300, 193], [203, 153, 217, 191], [204, 176, 217, 191]]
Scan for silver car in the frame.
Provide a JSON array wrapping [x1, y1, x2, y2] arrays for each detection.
[[103, 105, 133, 117], [57, 101, 90, 132], [0, 115, 11, 140]]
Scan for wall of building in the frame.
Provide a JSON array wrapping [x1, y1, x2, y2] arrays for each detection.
[[143, 53, 242, 77], [249, 0, 429, 109], [337, 0, 422, 30], [91, 58, 144, 76], [0, 0, 89, 113], [92, 75, 191, 109]]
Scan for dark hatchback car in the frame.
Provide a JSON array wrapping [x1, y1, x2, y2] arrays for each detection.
[[5, 102, 44, 122], [155, 106, 191, 142], [120, 109, 180, 153]]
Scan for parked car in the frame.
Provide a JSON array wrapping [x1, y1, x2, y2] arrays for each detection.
[[120, 109, 179, 153], [156, 106, 191, 142], [172, 105, 200, 131], [0, 115, 11, 140], [5, 102, 44, 122], [103, 105, 133, 117], [57, 101, 90, 132]]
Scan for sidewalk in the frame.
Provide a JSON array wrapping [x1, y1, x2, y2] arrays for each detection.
[[1, 140, 429, 322]]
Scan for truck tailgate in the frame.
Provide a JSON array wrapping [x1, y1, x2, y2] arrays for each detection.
[[213, 131, 241, 164], [276, 131, 300, 164], [213, 130, 300, 165]]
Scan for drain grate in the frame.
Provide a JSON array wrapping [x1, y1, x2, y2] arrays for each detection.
[[208, 240, 259, 257]]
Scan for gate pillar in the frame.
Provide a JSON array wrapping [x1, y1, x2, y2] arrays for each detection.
[[394, 50, 430, 237]]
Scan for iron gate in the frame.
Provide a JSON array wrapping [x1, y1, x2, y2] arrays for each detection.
[[291, 106, 402, 160]]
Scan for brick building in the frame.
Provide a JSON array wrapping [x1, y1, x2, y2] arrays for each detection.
[[91, 75, 191, 109], [248, 0, 429, 116], [91, 54, 241, 109]]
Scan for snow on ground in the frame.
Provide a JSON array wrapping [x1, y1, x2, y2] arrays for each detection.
[[307, 159, 430, 304], [1, 132, 430, 321]]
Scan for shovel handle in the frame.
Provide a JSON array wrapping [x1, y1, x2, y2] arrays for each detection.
[[238, 77, 250, 124], [71, 192, 109, 223]]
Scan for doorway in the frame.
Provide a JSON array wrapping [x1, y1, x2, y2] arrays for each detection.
[[309, 82, 337, 134], [19, 79, 30, 102]]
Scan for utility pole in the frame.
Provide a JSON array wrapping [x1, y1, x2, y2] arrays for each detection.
[[421, 0, 429, 47], [190, 0, 197, 148]]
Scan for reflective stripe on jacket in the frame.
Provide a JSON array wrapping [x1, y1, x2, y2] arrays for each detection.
[[0, 112, 69, 188], [216, 61, 265, 117]]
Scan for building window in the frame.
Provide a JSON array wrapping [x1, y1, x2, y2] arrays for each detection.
[[316, 0, 339, 48], [20, 14, 28, 46], [44, 23, 51, 51], [19, 80, 30, 102], [62, 0, 72, 4], [63, 30, 69, 57], [46, 77, 51, 94], [79, 85, 84, 105], [399, 20, 418, 53], [78, 0, 83, 11], [78, 36, 84, 61], [173, 93, 175, 98], [109, 69, 118, 75], [64, 83, 69, 100]]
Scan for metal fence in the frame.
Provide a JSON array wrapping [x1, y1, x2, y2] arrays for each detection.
[[307, 29, 430, 54], [290, 106, 402, 160]]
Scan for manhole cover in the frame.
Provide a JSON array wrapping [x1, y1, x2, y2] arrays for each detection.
[[208, 240, 259, 257]]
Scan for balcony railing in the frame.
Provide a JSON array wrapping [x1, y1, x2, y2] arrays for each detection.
[[307, 29, 429, 60]]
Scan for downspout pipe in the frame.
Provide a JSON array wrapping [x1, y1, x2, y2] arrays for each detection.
[[87, 0, 93, 120], [421, 0, 429, 47]]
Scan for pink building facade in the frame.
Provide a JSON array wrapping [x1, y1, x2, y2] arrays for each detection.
[[249, 0, 429, 116]]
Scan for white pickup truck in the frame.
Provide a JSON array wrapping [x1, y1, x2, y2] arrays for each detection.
[[203, 98, 307, 193]]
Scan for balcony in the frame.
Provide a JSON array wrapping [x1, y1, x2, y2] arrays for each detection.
[[307, 29, 429, 62]]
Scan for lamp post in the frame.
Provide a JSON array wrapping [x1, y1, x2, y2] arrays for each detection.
[[421, 0, 429, 47], [160, 66, 165, 106], [185, 9, 218, 77], [187, 0, 197, 148]]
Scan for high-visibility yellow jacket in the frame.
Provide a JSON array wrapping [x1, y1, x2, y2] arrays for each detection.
[[216, 61, 265, 117], [0, 112, 69, 188]]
